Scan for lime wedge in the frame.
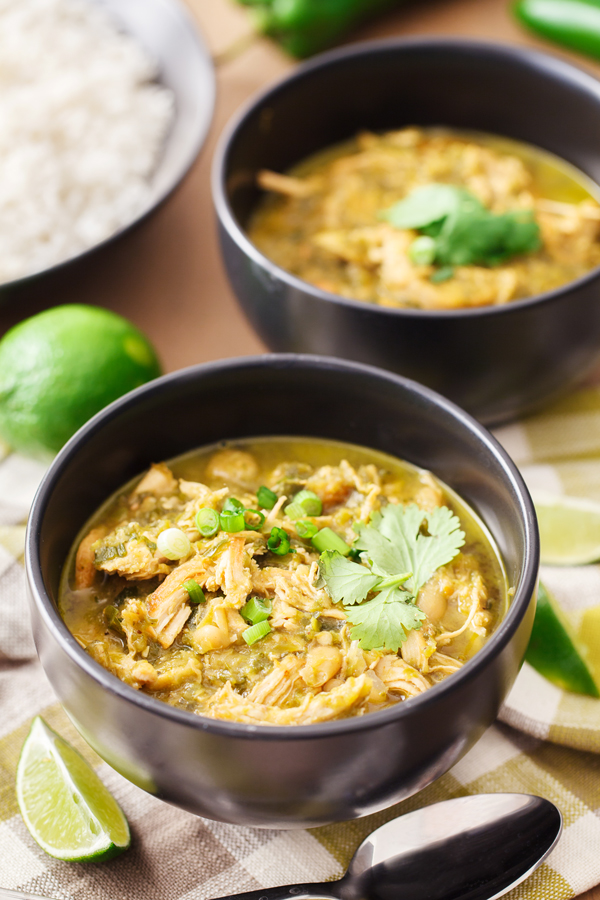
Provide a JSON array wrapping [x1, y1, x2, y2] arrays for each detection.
[[16, 717, 130, 861], [525, 583, 599, 697], [532, 491, 600, 566]]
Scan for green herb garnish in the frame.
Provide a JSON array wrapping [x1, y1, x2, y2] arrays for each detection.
[[257, 485, 278, 510], [381, 184, 541, 273], [318, 503, 465, 651], [196, 507, 220, 538], [183, 580, 206, 604], [311, 526, 351, 556], [267, 526, 292, 555], [241, 597, 272, 624], [242, 620, 272, 645]]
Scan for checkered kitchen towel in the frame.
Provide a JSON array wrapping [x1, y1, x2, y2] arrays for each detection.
[[3, 389, 600, 900]]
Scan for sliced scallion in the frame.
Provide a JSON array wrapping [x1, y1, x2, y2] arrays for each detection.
[[267, 526, 291, 556], [284, 501, 304, 520], [240, 597, 272, 624], [242, 620, 272, 645], [220, 510, 245, 533], [311, 527, 350, 556], [296, 519, 318, 540], [257, 485, 278, 510], [195, 507, 220, 538], [293, 489, 322, 516], [157, 528, 192, 560], [183, 580, 206, 604], [244, 508, 265, 531], [222, 497, 245, 514], [409, 234, 437, 266]]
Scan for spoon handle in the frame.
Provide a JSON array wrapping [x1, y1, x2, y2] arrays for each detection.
[[208, 882, 341, 900]]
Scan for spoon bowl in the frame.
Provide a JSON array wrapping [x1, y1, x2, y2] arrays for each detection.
[[215, 793, 562, 900]]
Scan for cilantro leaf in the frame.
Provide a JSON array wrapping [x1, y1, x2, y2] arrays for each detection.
[[435, 208, 541, 267], [318, 500, 464, 653], [318, 550, 380, 605], [380, 184, 480, 230], [356, 503, 465, 595], [345, 589, 426, 652], [380, 184, 541, 270], [408, 505, 466, 593]]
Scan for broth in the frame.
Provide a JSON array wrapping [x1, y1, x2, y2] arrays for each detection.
[[248, 128, 600, 310], [60, 437, 508, 725]]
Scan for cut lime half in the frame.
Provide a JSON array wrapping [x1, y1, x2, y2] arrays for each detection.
[[16, 717, 130, 861], [532, 491, 600, 566], [525, 583, 599, 697]]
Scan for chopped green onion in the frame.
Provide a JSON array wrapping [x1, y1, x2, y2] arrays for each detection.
[[157, 528, 192, 560], [223, 497, 244, 514], [183, 580, 206, 604], [284, 501, 304, 520], [241, 597, 272, 624], [244, 508, 265, 531], [293, 489, 323, 516], [268, 526, 291, 555], [195, 507, 220, 537], [220, 510, 245, 533], [257, 485, 278, 509], [409, 235, 437, 266], [296, 519, 318, 540], [311, 527, 350, 556], [242, 620, 272, 645]]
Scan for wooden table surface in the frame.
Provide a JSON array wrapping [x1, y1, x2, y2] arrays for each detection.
[[3, 0, 598, 895]]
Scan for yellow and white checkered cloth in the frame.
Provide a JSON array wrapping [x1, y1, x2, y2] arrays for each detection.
[[2, 389, 600, 900]]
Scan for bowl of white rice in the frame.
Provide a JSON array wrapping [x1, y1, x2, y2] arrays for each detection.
[[0, 0, 215, 291]]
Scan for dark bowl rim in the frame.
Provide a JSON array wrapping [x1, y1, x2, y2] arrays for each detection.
[[2, 0, 216, 294], [26, 353, 539, 741], [212, 35, 600, 321]]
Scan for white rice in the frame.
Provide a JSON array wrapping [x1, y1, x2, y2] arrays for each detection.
[[0, 0, 175, 283]]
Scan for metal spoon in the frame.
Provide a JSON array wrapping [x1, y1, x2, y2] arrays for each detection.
[[0, 793, 561, 900], [209, 793, 562, 900]]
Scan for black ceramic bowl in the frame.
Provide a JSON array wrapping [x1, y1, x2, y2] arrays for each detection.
[[213, 39, 600, 425], [26, 355, 538, 828], [1, 0, 215, 303]]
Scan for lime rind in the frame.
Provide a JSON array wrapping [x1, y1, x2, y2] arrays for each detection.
[[16, 717, 130, 862], [532, 490, 600, 566], [525, 583, 600, 697]]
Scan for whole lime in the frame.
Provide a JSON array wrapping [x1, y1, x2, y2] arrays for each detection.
[[0, 304, 161, 460]]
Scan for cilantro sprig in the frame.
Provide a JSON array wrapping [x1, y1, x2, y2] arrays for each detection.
[[318, 504, 465, 652], [380, 184, 541, 277]]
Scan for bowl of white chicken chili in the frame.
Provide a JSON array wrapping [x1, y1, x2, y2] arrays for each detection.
[[214, 39, 600, 424], [26, 355, 538, 827]]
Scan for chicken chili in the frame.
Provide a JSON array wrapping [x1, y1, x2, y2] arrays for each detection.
[[60, 438, 508, 725], [248, 128, 600, 310]]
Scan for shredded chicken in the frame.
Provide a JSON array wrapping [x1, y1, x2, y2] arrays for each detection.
[[131, 462, 178, 498], [62, 441, 503, 725], [249, 127, 600, 310], [146, 556, 213, 648], [74, 526, 107, 589], [205, 675, 371, 725]]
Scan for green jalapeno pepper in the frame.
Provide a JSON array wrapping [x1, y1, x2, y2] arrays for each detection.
[[514, 0, 600, 60], [237, 0, 405, 57]]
